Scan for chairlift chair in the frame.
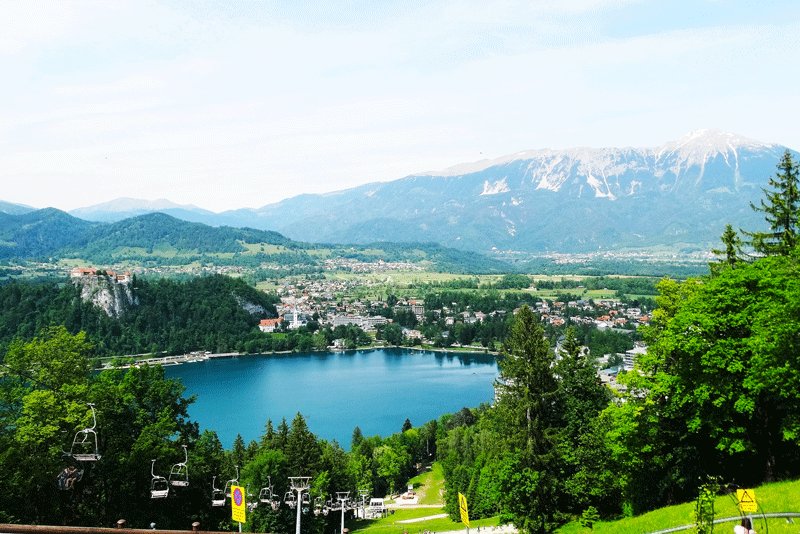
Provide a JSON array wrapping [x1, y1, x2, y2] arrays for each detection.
[[313, 497, 326, 516], [301, 492, 311, 505], [259, 476, 275, 503], [284, 491, 297, 509], [150, 460, 170, 499], [57, 464, 84, 491], [168, 444, 189, 487], [222, 480, 234, 504], [247, 486, 258, 512], [70, 403, 101, 462], [211, 476, 226, 507]]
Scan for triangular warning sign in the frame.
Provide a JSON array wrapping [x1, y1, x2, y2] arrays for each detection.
[[737, 489, 757, 512]]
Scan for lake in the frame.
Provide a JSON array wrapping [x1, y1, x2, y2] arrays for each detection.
[[163, 348, 499, 448]]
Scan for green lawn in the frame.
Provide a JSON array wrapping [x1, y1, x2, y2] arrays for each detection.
[[407, 463, 445, 505], [557, 479, 800, 533], [348, 463, 503, 533]]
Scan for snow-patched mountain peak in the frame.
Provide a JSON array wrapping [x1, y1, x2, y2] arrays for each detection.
[[427, 130, 775, 181], [655, 129, 774, 162]]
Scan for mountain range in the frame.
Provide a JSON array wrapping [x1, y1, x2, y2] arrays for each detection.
[[0, 210, 509, 273], [4, 130, 796, 253]]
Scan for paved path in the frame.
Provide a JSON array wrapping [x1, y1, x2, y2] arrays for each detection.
[[435, 525, 518, 534], [397, 514, 449, 524], [387, 504, 444, 509]]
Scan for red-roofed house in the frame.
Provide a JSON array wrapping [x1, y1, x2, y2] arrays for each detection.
[[259, 318, 282, 333]]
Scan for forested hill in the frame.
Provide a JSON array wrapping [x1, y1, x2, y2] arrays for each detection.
[[0, 275, 279, 357], [75, 212, 294, 257], [0, 208, 99, 258], [0, 209, 510, 273]]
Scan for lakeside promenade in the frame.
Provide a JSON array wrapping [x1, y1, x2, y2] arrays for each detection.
[[98, 344, 498, 371]]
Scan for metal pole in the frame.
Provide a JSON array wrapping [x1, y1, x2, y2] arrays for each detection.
[[289, 476, 310, 534], [295, 489, 302, 534], [335, 492, 350, 534]]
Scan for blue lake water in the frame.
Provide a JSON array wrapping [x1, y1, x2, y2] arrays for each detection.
[[163, 348, 499, 448]]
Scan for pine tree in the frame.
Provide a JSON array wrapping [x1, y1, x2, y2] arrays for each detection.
[[401, 418, 413, 432], [260, 419, 275, 449], [286, 412, 321, 476], [710, 224, 743, 273], [746, 150, 800, 256], [493, 305, 561, 532]]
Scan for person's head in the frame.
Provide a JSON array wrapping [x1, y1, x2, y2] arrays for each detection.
[[742, 517, 752, 529]]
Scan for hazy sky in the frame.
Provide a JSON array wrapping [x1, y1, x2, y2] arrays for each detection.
[[2, 0, 799, 212]]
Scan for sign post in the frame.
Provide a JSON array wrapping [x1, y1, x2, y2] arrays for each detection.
[[737, 488, 757, 513], [458, 492, 470, 534], [232, 484, 246, 530]]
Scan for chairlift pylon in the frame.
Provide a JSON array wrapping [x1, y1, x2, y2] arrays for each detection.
[[69, 403, 101, 462], [168, 444, 189, 487], [150, 459, 169, 499]]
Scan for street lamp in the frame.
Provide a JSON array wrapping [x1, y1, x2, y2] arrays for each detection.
[[288, 476, 311, 534]]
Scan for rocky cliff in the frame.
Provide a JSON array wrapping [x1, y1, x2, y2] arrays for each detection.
[[73, 273, 137, 318]]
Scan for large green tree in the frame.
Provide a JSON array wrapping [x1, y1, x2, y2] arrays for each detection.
[[492, 306, 561, 532], [608, 256, 800, 514], [747, 150, 800, 256], [0, 327, 203, 528]]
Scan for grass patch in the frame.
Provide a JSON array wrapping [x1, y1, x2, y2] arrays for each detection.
[[557, 479, 800, 533], [240, 242, 290, 254], [407, 463, 445, 505]]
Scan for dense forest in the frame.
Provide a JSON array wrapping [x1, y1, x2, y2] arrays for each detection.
[[0, 275, 279, 357]]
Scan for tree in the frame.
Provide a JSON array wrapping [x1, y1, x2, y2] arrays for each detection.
[[351, 426, 364, 449], [401, 418, 413, 432], [554, 328, 614, 515], [747, 150, 800, 256], [605, 259, 800, 516], [493, 306, 561, 532], [286, 413, 321, 476], [381, 323, 403, 346], [710, 224, 743, 273], [0, 327, 201, 527]]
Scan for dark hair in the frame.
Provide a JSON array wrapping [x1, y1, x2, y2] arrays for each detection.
[[742, 517, 752, 529]]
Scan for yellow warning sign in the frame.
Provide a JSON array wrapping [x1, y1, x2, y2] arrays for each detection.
[[458, 492, 470, 528], [737, 488, 757, 513], [231, 485, 246, 523]]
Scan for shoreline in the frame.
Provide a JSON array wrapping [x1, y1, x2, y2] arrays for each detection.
[[98, 345, 497, 371]]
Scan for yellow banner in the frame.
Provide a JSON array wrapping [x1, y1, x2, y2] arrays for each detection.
[[458, 492, 470, 528], [231, 485, 246, 523], [737, 488, 757, 513]]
